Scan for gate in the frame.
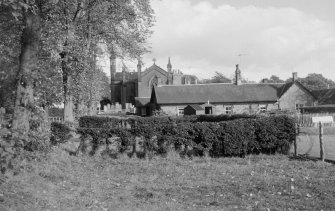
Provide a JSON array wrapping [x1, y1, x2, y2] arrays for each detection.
[[294, 115, 335, 162]]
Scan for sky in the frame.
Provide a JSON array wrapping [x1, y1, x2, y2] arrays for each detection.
[[99, 0, 335, 82]]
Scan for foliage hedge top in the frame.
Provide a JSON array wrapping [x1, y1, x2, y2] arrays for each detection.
[[79, 114, 261, 128], [76, 115, 295, 157]]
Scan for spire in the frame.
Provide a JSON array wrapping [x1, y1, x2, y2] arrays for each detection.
[[167, 57, 172, 70]]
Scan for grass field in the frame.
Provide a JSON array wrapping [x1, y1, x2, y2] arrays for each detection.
[[1, 148, 335, 211]]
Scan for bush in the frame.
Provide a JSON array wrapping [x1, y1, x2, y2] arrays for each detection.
[[76, 115, 295, 158], [50, 122, 72, 145], [79, 116, 127, 128], [196, 114, 259, 122]]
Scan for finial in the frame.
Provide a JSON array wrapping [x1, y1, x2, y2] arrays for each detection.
[[153, 58, 156, 64]]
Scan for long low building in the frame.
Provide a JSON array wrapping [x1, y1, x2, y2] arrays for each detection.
[[148, 65, 317, 116]]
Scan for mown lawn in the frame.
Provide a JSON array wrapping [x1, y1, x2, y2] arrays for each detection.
[[1, 148, 335, 211]]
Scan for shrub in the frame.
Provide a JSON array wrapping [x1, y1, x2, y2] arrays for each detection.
[[50, 122, 72, 145], [76, 115, 295, 158], [79, 116, 122, 128], [196, 114, 259, 122]]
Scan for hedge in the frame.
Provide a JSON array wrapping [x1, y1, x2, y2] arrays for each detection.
[[50, 122, 72, 145], [77, 115, 295, 158]]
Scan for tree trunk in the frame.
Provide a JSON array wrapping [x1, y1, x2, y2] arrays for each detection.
[[12, 11, 41, 136], [62, 56, 75, 124], [61, 21, 75, 124]]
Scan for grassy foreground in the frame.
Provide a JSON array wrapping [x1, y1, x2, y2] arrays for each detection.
[[1, 148, 335, 211]]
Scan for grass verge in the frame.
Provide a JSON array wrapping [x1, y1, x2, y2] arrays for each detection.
[[0, 148, 334, 211]]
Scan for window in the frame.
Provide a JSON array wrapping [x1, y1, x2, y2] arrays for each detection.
[[295, 103, 304, 112], [225, 106, 232, 114], [259, 104, 267, 113], [177, 108, 184, 116]]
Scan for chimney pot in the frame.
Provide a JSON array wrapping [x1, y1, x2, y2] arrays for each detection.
[[292, 72, 298, 82], [235, 64, 242, 85]]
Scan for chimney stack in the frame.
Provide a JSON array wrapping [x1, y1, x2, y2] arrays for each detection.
[[235, 64, 242, 85], [292, 72, 298, 82]]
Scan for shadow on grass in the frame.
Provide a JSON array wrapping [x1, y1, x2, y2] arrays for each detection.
[[289, 154, 335, 164]]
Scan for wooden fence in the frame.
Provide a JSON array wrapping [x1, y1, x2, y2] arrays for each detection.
[[294, 113, 335, 127]]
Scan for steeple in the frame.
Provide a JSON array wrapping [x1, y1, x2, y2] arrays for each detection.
[[167, 57, 172, 72]]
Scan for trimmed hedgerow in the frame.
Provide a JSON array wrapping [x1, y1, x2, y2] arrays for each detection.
[[79, 116, 125, 128], [196, 114, 259, 122], [77, 115, 295, 158]]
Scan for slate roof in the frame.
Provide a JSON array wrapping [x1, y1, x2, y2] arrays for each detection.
[[153, 83, 285, 105], [185, 104, 204, 111], [312, 88, 335, 105], [142, 64, 168, 77], [134, 97, 151, 107], [278, 81, 316, 99]]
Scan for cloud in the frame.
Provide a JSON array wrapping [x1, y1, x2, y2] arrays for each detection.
[[143, 0, 335, 81]]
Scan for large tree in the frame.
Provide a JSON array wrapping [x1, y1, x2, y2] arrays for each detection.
[[0, 0, 155, 133], [45, 0, 154, 123], [200, 72, 232, 84], [300, 73, 335, 90]]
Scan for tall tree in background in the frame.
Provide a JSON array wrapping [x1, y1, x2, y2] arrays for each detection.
[[46, 0, 154, 124], [0, 0, 155, 133], [260, 75, 284, 83], [300, 73, 335, 90], [200, 72, 232, 84]]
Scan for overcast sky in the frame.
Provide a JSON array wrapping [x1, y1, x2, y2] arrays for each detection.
[[99, 0, 335, 82]]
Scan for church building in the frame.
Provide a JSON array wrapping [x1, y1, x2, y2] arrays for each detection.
[[110, 56, 197, 115]]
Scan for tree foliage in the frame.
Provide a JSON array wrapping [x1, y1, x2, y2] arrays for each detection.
[[0, 0, 155, 130], [200, 72, 232, 84], [260, 75, 285, 83], [300, 73, 335, 90]]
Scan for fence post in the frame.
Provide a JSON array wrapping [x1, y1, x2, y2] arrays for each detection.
[[294, 123, 298, 156], [319, 122, 325, 162]]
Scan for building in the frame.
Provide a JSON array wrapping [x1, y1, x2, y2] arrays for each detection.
[[184, 105, 205, 115], [301, 88, 335, 113], [109, 55, 197, 115], [149, 65, 317, 116]]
